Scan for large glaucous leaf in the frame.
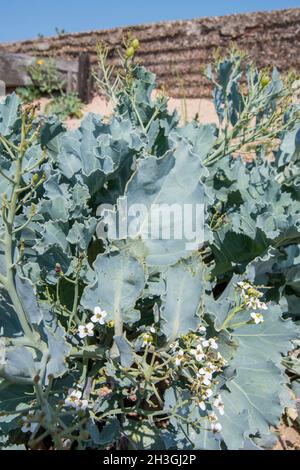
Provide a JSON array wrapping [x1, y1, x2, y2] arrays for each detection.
[[160, 256, 209, 341], [0, 94, 20, 136], [109, 139, 209, 266], [246, 245, 300, 317], [217, 305, 298, 448], [81, 251, 145, 324], [0, 380, 35, 440]]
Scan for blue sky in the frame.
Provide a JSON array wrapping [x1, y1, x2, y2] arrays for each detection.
[[0, 0, 299, 43]]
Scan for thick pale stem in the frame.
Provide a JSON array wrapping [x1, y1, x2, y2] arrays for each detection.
[[67, 275, 80, 331], [2, 123, 36, 341], [219, 305, 243, 331]]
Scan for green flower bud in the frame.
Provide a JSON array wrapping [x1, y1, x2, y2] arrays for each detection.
[[31, 174, 39, 185], [131, 38, 139, 50], [126, 46, 135, 59], [261, 75, 270, 88], [2, 193, 7, 207], [30, 204, 36, 215]]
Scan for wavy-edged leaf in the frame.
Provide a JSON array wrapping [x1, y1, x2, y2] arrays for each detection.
[[218, 307, 299, 447], [160, 257, 208, 342], [0, 94, 20, 136], [81, 251, 145, 325], [110, 140, 209, 266]]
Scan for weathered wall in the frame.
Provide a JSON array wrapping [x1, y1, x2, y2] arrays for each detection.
[[0, 8, 299, 98]]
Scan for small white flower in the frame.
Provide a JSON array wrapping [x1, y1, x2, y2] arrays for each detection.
[[216, 352, 227, 366], [65, 390, 89, 411], [237, 281, 252, 290], [213, 394, 225, 416], [149, 326, 156, 334], [237, 281, 253, 299], [198, 400, 206, 411], [257, 300, 267, 310], [250, 312, 264, 324], [206, 362, 217, 372], [191, 344, 205, 362], [211, 422, 222, 433], [202, 338, 218, 350], [208, 411, 218, 422], [76, 399, 89, 411], [204, 388, 213, 399], [197, 367, 212, 378], [169, 341, 179, 351], [246, 298, 267, 310], [65, 389, 82, 408], [21, 414, 39, 434], [209, 339, 218, 350], [203, 376, 212, 386], [197, 368, 212, 386], [91, 307, 108, 325], [198, 326, 207, 333], [63, 439, 72, 449], [78, 322, 94, 338], [175, 349, 185, 367]]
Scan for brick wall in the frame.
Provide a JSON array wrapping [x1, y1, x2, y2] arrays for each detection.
[[0, 8, 299, 97]]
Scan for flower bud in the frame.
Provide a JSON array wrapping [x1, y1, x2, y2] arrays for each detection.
[[19, 240, 25, 255], [31, 174, 39, 186], [126, 46, 135, 59], [261, 75, 270, 88], [2, 193, 7, 207], [30, 204, 36, 216], [131, 38, 139, 50]]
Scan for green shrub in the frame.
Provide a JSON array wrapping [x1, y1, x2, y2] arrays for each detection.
[[16, 58, 82, 121], [45, 92, 83, 120]]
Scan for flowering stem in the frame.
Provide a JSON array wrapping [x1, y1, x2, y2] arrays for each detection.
[[56, 277, 61, 305], [2, 131, 36, 341], [219, 305, 243, 331], [67, 274, 80, 331], [229, 320, 251, 329]]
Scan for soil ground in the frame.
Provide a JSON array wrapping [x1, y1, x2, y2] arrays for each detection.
[[273, 423, 300, 450], [67, 96, 219, 128], [37, 96, 219, 129]]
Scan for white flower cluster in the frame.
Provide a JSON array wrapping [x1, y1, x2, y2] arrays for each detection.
[[237, 281, 267, 324], [170, 329, 226, 433], [65, 389, 88, 411], [21, 411, 39, 434], [78, 306, 108, 339]]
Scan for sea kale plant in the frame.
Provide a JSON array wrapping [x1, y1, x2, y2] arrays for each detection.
[[0, 43, 300, 450]]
